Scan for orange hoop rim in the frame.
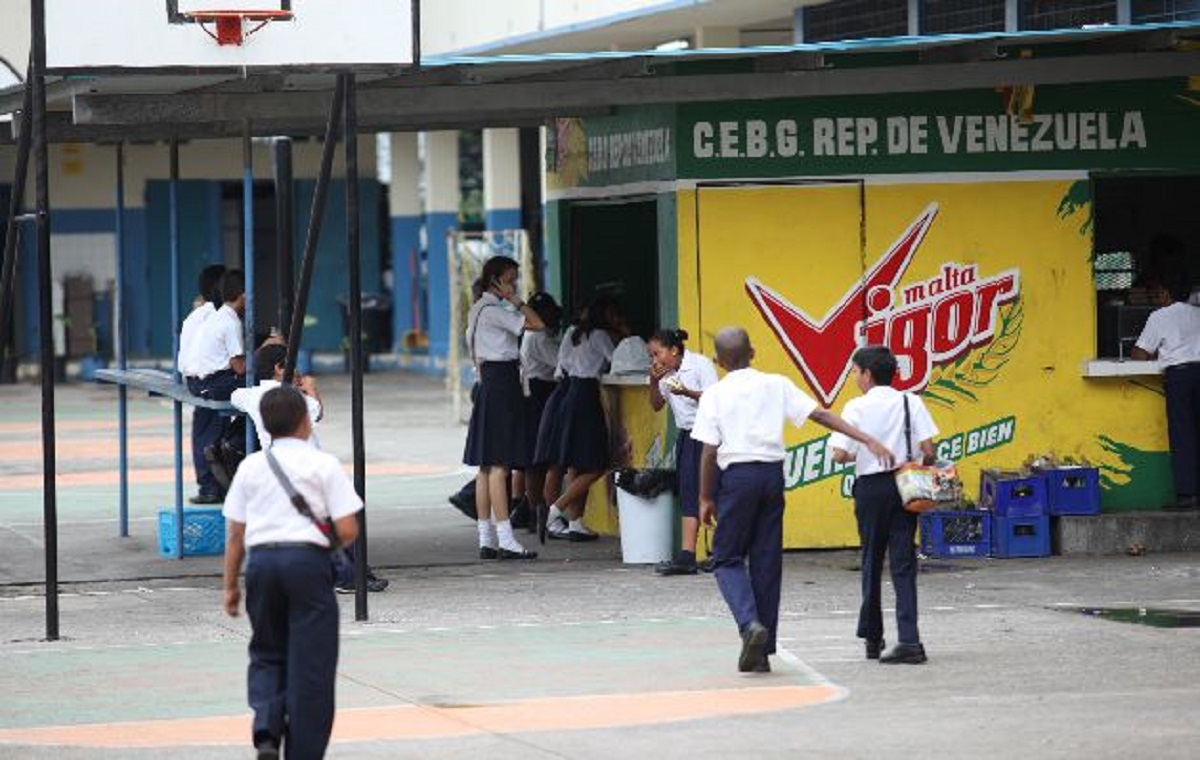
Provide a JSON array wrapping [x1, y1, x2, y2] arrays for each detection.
[[182, 10, 294, 22]]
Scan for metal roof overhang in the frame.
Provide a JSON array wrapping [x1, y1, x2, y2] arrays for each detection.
[[3, 22, 1200, 144]]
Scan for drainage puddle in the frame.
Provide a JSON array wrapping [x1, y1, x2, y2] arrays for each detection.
[[1058, 606, 1200, 628]]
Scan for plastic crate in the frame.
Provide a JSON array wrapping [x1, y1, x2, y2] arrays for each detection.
[[919, 510, 991, 558], [979, 469, 1047, 518], [158, 507, 225, 558], [1042, 467, 1101, 516], [990, 514, 1051, 558]]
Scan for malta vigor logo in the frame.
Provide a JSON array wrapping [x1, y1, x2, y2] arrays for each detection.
[[746, 203, 1021, 407]]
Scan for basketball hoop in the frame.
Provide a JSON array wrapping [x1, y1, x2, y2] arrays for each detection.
[[184, 10, 293, 46]]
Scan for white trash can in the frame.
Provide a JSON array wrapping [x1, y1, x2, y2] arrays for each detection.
[[616, 489, 674, 564]]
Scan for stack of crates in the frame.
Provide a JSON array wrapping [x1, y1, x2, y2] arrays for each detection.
[[979, 469, 1051, 558], [919, 509, 991, 558]]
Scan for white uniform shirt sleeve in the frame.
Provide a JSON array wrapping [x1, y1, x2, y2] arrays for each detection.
[[908, 394, 940, 443], [230, 386, 252, 413], [782, 377, 819, 427], [690, 390, 722, 447], [696, 355, 720, 391], [222, 464, 251, 524], [219, 311, 245, 362], [482, 303, 526, 338], [828, 399, 861, 455], [320, 455, 364, 521], [1135, 309, 1166, 354]]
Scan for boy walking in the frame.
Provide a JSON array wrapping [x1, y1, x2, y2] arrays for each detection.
[[222, 386, 362, 759], [693, 327, 893, 673]]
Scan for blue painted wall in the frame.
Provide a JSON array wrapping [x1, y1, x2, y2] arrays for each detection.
[[390, 214, 423, 350], [485, 208, 522, 232], [424, 211, 457, 359]]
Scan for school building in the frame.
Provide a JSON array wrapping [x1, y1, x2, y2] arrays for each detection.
[[3, 1, 1200, 546]]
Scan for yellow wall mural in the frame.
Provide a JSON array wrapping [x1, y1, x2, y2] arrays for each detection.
[[678, 178, 1173, 549]]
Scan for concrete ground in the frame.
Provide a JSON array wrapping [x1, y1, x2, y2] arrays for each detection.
[[1, 373, 1199, 759]]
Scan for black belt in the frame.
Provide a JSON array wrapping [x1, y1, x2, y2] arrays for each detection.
[[1165, 361, 1200, 371], [251, 541, 328, 551]]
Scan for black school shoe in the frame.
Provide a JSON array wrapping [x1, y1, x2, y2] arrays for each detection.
[[738, 621, 769, 673], [655, 556, 698, 576], [865, 638, 885, 660], [879, 642, 927, 664], [498, 547, 538, 560]]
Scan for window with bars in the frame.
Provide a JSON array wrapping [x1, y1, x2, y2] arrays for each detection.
[[1093, 251, 1136, 290], [1020, 0, 1117, 29], [922, 0, 1007, 34], [803, 0, 909, 43], [1132, 0, 1200, 22]]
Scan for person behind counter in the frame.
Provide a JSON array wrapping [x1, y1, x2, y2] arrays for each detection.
[[463, 256, 545, 560], [830, 345, 938, 665], [539, 293, 630, 542], [1132, 250, 1200, 511], [648, 328, 719, 576]]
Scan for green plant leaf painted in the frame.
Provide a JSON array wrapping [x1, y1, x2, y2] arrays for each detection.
[[1056, 180, 1093, 238], [926, 295, 1023, 409]]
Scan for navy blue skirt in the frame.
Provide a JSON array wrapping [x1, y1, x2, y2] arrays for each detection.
[[542, 377, 608, 471], [675, 429, 703, 518], [520, 378, 558, 470], [463, 360, 528, 469]]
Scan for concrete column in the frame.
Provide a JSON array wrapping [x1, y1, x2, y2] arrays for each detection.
[[694, 26, 740, 49], [792, 6, 805, 43], [388, 132, 422, 351], [1005, 0, 1019, 32], [908, 0, 920, 35], [423, 130, 459, 361], [482, 128, 522, 231]]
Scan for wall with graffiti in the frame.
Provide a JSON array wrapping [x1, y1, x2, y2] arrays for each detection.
[[677, 178, 1171, 547]]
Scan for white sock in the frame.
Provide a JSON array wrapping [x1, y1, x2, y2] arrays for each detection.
[[568, 518, 594, 534], [477, 520, 497, 548], [496, 520, 525, 552], [548, 504, 566, 523]]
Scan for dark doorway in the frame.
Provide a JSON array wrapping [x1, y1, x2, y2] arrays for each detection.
[[568, 199, 659, 338]]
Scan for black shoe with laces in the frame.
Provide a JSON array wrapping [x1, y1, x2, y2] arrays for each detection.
[[865, 638, 885, 660]]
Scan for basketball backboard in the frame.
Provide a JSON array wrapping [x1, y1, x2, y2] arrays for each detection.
[[46, 0, 412, 71]]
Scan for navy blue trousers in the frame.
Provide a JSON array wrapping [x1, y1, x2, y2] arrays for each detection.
[[1164, 363, 1200, 498], [245, 545, 339, 759], [186, 370, 240, 497], [711, 462, 784, 655], [853, 471, 920, 645]]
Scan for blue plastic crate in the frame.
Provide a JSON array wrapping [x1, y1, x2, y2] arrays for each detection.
[[980, 469, 1047, 518], [158, 507, 225, 558], [990, 514, 1051, 558], [919, 510, 991, 558], [1042, 467, 1101, 516]]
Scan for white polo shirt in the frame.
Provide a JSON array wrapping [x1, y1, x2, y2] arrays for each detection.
[[829, 386, 939, 477], [466, 293, 525, 363], [177, 302, 214, 378], [561, 328, 614, 379], [230, 380, 324, 450], [223, 437, 362, 549], [521, 330, 561, 383], [658, 349, 719, 431], [691, 367, 819, 470], [190, 304, 244, 379], [1135, 302, 1200, 368]]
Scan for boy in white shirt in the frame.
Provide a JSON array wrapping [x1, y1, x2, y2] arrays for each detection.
[[222, 386, 362, 759], [178, 264, 226, 502], [693, 327, 893, 673], [830, 345, 938, 665]]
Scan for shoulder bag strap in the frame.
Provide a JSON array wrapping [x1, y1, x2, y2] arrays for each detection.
[[902, 393, 914, 464], [264, 448, 342, 550]]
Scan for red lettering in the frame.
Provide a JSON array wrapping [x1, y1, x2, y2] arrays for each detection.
[[971, 271, 1020, 345], [931, 290, 974, 360], [887, 306, 930, 391]]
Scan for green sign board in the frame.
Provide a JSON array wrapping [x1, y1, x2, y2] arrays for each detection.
[[676, 79, 1200, 179]]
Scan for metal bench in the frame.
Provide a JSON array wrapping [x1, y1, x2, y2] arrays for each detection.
[[94, 367, 234, 411]]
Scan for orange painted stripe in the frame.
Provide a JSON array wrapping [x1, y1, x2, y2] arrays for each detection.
[[0, 418, 164, 436], [0, 437, 177, 461], [0, 462, 456, 491], [0, 684, 841, 748]]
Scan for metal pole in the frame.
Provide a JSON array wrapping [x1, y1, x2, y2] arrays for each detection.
[[0, 63, 32, 375], [344, 73, 368, 620], [273, 138, 294, 337], [411, 0, 422, 69], [283, 77, 345, 383], [243, 122, 256, 455], [169, 137, 184, 560], [31, 0, 59, 641], [115, 142, 129, 537]]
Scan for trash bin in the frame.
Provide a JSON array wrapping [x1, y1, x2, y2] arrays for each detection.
[[614, 468, 676, 564], [337, 292, 394, 355]]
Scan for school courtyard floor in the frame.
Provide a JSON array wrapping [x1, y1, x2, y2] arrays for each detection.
[[1, 372, 1198, 759]]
